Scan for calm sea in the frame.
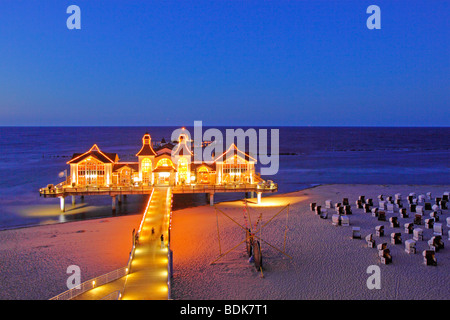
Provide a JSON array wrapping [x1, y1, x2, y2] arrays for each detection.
[[0, 126, 449, 229]]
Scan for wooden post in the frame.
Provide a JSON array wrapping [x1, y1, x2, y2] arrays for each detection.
[[71, 195, 76, 206]]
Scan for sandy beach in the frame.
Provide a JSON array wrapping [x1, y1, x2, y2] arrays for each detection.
[[1, 184, 449, 300], [0, 214, 141, 300], [170, 184, 450, 300]]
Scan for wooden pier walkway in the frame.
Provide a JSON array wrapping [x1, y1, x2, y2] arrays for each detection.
[[73, 187, 172, 300]]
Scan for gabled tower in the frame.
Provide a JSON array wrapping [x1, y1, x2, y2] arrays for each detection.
[[136, 133, 157, 185]]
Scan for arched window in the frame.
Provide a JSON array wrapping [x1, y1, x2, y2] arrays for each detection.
[[142, 158, 152, 184], [156, 158, 174, 168], [178, 157, 189, 184], [77, 158, 105, 186]]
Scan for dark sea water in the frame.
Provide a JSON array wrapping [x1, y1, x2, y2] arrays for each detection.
[[0, 126, 449, 230]]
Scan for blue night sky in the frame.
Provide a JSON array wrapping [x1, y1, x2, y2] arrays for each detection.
[[0, 0, 448, 126]]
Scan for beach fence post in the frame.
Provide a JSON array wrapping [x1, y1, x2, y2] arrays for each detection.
[[59, 196, 65, 212]]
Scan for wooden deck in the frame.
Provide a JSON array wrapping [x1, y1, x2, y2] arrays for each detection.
[[39, 183, 277, 197]]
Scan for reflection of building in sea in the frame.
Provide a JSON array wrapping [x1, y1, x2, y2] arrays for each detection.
[[67, 131, 262, 187]]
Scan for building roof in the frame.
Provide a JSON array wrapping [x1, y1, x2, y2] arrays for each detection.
[[113, 162, 139, 172], [191, 162, 216, 171], [214, 144, 256, 163], [136, 133, 157, 156], [67, 144, 118, 164]]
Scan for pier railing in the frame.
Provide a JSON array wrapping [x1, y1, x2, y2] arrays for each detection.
[[40, 182, 277, 197], [49, 267, 128, 300]]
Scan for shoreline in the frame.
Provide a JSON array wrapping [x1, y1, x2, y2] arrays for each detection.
[[2, 183, 449, 232]]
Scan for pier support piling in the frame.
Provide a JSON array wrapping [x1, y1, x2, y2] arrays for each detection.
[[209, 193, 214, 206], [118, 194, 122, 205], [59, 196, 66, 212], [112, 196, 117, 212], [71, 195, 76, 206], [257, 192, 262, 205]]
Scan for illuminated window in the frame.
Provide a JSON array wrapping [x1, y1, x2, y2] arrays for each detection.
[[142, 158, 152, 184], [178, 157, 189, 183], [156, 158, 173, 168], [77, 158, 105, 186]]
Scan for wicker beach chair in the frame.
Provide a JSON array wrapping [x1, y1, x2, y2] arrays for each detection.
[[413, 228, 423, 241], [399, 208, 408, 218], [389, 217, 400, 228], [335, 206, 344, 215], [366, 234, 376, 248], [391, 232, 402, 245], [378, 244, 392, 265], [352, 227, 361, 239], [404, 223, 413, 234], [315, 205, 322, 215], [405, 239, 416, 254], [414, 214, 422, 225], [325, 200, 333, 209], [371, 207, 378, 217], [424, 218, 434, 229], [418, 194, 426, 204], [332, 214, 340, 226], [423, 250, 437, 266], [378, 211, 386, 221], [430, 211, 439, 222], [375, 225, 384, 237], [341, 215, 350, 227], [344, 205, 352, 215], [431, 204, 440, 213], [355, 200, 363, 209], [310, 202, 316, 212], [428, 236, 444, 252]]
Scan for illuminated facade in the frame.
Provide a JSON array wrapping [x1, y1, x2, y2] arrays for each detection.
[[67, 132, 261, 187]]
